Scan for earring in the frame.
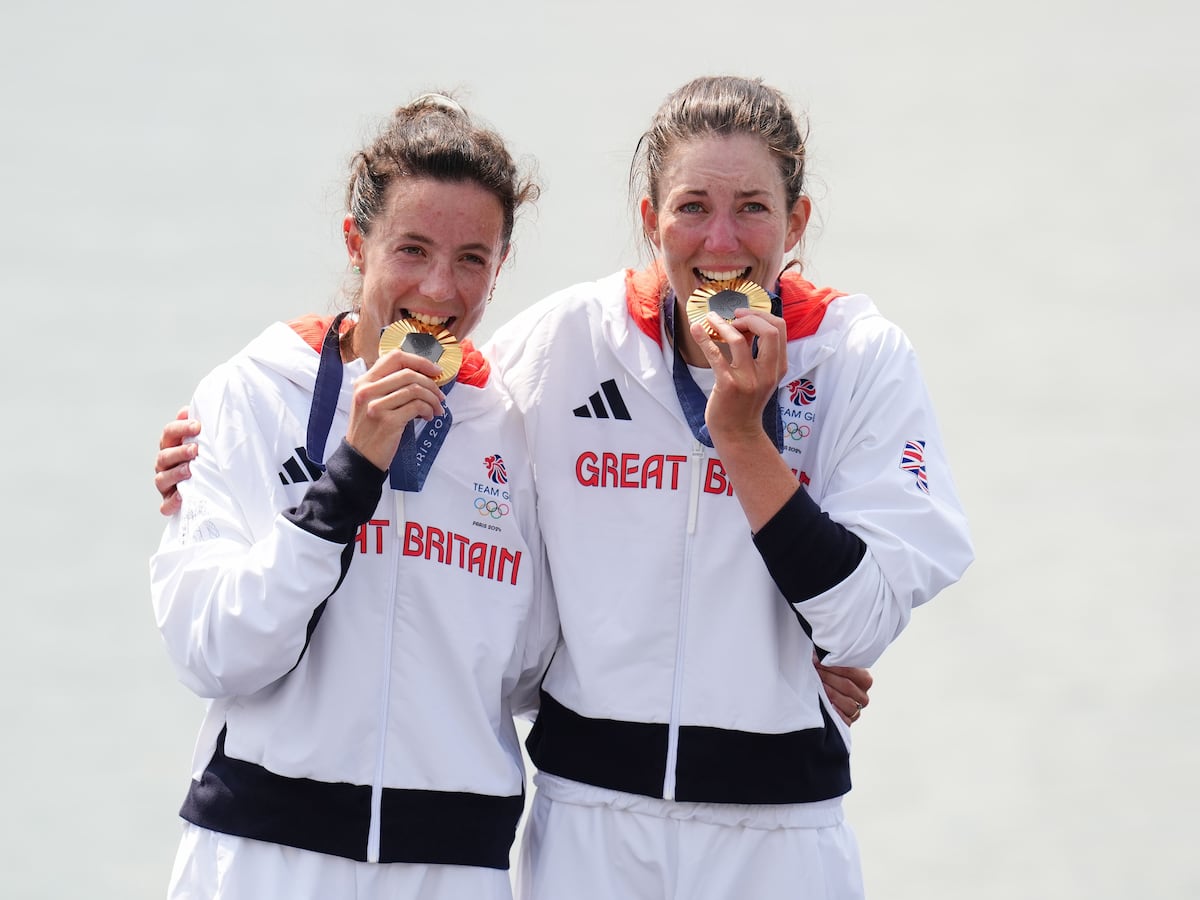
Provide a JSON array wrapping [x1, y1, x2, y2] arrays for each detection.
[[353, 264, 361, 275], [486, 284, 496, 305]]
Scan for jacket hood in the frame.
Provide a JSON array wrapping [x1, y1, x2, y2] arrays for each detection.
[[240, 319, 332, 396]]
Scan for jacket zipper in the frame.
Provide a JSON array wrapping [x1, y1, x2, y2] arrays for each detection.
[[366, 491, 405, 862], [663, 439, 705, 800]]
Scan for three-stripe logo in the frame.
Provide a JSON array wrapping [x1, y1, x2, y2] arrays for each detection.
[[573, 379, 631, 420], [278, 447, 324, 485]]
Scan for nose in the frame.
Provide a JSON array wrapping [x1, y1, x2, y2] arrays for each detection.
[[419, 258, 456, 304], [704, 211, 739, 254]]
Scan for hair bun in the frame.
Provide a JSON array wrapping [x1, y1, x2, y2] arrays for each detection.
[[405, 92, 466, 116]]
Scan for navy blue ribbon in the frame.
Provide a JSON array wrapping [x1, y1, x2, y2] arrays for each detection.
[[306, 314, 454, 492], [661, 289, 785, 452]]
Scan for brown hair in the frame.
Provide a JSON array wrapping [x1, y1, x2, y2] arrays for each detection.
[[632, 76, 808, 213], [346, 93, 538, 250]]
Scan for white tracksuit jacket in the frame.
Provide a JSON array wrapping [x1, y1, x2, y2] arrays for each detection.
[[487, 266, 973, 808], [150, 317, 557, 869]]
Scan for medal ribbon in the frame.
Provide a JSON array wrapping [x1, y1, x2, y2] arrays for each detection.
[[306, 314, 454, 492], [661, 288, 785, 452]]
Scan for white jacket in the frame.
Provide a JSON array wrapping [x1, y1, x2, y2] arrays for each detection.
[[487, 267, 973, 807], [150, 317, 557, 868]]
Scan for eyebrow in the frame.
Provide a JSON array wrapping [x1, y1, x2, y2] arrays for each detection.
[[677, 188, 773, 200], [399, 231, 495, 255]]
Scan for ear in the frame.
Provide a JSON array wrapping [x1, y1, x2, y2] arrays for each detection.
[[639, 196, 662, 250], [343, 215, 364, 268], [490, 244, 511, 285], [784, 196, 811, 253]]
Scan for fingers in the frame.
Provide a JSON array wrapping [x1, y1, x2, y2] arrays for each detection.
[[156, 441, 197, 476], [158, 480, 184, 517], [356, 383, 444, 431], [814, 653, 872, 726], [372, 347, 445, 387], [156, 412, 200, 516], [347, 352, 448, 470], [692, 310, 786, 376], [355, 367, 446, 422], [726, 309, 786, 374], [363, 349, 448, 411], [837, 663, 874, 696], [159, 415, 200, 452], [155, 455, 194, 514], [156, 446, 197, 513], [357, 350, 446, 420], [691, 311, 789, 447], [156, 453, 192, 515]]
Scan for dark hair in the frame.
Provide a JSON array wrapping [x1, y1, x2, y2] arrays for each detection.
[[346, 93, 538, 250], [632, 76, 808, 212]]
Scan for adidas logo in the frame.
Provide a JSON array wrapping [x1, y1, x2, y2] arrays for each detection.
[[278, 446, 324, 485], [573, 379, 631, 420]]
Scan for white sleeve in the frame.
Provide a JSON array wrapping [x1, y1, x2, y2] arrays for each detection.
[[149, 367, 352, 699], [796, 319, 974, 667]]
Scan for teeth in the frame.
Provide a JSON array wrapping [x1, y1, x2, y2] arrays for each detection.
[[698, 267, 750, 282], [404, 311, 451, 327]]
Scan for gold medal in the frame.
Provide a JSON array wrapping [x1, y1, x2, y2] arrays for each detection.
[[685, 279, 772, 340], [378, 319, 463, 386]]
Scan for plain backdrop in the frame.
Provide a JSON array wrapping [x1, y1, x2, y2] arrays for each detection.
[[1, 2, 1196, 897]]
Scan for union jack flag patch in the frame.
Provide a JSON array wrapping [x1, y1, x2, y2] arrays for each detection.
[[900, 440, 929, 494]]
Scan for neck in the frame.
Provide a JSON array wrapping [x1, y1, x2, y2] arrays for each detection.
[[350, 323, 381, 366], [670, 296, 711, 368], [340, 323, 358, 363]]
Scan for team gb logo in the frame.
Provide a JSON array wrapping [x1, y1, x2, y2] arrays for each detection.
[[787, 378, 816, 406], [484, 454, 508, 485]]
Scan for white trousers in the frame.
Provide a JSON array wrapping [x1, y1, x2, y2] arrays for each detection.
[[167, 823, 514, 900], [515, 789, 865, 900]]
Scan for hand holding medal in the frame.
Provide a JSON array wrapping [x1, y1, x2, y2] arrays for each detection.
[[343, 318, 460, 472], [364, 317, 463, 489], [685, 278, 771, 340], [681, 277, 788, 453]]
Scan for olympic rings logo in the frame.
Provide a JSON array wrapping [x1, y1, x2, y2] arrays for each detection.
[[475, 497, 511, 519], [785, 422, 811, 441]]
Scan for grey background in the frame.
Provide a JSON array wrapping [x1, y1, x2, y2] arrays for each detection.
[[1, 1, 1196, 897]]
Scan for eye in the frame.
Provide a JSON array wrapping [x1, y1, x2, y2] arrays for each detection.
[[461, 253, 487, 266], [398, 245, 425, 257], [679, 201, 706, 214], [743, 201, 768, 213]]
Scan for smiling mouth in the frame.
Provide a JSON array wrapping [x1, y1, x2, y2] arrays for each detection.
[[695, 266, 752, 283]]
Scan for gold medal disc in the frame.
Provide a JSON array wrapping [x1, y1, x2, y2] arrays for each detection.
[[685, 279, 772, 340], [378, 319, 463, 386]]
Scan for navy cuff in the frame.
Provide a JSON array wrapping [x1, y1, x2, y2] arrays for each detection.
[[283, 440, 386, 543], [752, 487, 866, 604]]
